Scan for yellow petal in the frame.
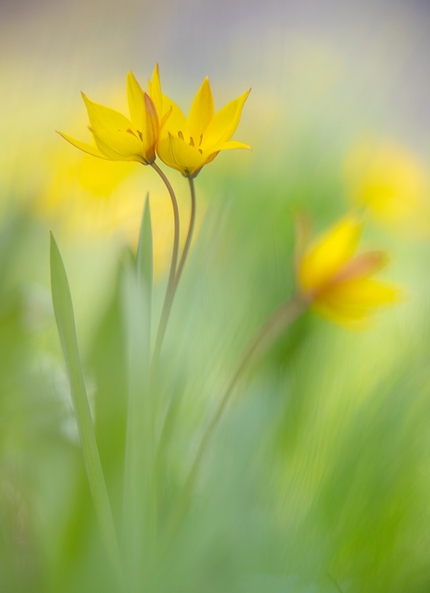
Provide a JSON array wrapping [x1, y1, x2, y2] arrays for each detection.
[[82, 93, 143, 157], [159, 97, 190, 138], [148, 63, 163, 118], [321, 278, 400, 308], [313, 277, 400, 328], [208, 139, 251, 153], [158, 133, 205, 177], [299, 216, 362, 294], [188, 77, 214, 140], [57, 131, 108, 160], [126, 71, 146, 130], [91, 130, 144, 162], [202, 89, 251, 150], [156, 135, 182, 173]]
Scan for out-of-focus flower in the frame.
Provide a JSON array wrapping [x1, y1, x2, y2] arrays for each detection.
[[58, 72, 159, 164], [344, 139, 430, 237], [297, 215, 399, 328], [148, 64, 251, 178]]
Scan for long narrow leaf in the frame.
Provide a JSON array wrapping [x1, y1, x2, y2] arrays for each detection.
[[121, 197, 154, 591], [50, 233, 124, 591]]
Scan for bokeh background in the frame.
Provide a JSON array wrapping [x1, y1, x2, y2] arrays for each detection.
[[2, 0, 430, 592]]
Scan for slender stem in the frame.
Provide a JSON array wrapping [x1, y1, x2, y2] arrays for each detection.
[[160, 293, 309, 554], [150, 162, 180, 370], [175, 176, 196, 289]]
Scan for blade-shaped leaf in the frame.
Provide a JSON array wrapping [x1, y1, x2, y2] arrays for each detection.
[[50, 233, 124, 590], [120, 198, 154, 588]]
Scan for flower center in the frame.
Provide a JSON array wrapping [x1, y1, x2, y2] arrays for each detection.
[[178, 131, 203, 154]]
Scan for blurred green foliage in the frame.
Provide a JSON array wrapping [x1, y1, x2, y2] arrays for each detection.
[[0, 134, 429, 593]]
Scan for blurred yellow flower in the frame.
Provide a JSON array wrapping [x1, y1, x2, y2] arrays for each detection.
[[58, 72, 159, 164], [148, 64, 251, 178], [297, 215, 399, 328], [344, 139, 430, 237]]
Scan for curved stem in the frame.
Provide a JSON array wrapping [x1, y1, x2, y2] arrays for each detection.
[[150, 162, 180, 371], [160, 293, 309, 553], [175, 176, 196, 289]]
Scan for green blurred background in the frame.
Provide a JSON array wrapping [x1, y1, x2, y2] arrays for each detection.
[[1, 0, 430, 591]]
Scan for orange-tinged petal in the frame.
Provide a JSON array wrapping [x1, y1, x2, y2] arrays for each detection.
[[334, 251, 389, 282], [126, 71, 146, 131], [141, 93, 158, 161], [299, 216, 362, 294], [188, 77, 214, 139], [56, 131, 108, 160], [202, 88, 251, 150]]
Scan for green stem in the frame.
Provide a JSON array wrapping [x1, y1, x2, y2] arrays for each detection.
[[174, 176, 196, 289], [161, 293, 309, 554], [150, 162, 180, 370]]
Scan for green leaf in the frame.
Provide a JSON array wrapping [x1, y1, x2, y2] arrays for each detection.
[[137, 193, 153, 314], [50, 233, 124, 591], [121, 197, 154, 589]]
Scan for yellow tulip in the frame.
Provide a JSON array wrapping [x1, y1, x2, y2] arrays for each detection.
[[297, 216, 399, 328], [58, 72, 159, 164], [148, 64, 251, 178]]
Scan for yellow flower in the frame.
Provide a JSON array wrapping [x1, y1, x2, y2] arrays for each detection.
[[344, 139, 430, 237], [148, 64, 251, 178], [58, 72, 159, 164], [297, 216, 399, 328]]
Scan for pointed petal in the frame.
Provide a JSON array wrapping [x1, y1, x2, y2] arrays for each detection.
[[57, 131, 108, 159], [159, 97, 189, 137], [148, 63, 163, 118], [82, 93, 144, 157], [207, 140, 252, 153], [299, 216, 363, 294], [141, 93, 159, 158], [127, 71, 146, 130], [188, 77, 214, 139], [202, 88, 250, 149], [334, 251, 389, 282]]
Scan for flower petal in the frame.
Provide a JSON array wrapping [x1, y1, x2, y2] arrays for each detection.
[[188, 77, 214, 140], [91, 129, 145, 162], [142, 93, 159, 156], [207, 139, 252, 153], [299, 216, 362, 294], [56, 131, 108, 160], [126, 71, 146, 131], [202, 88, 250, 150], [81, 93, 144, 157], [148, 63, 163, 118], [314, 278, 400, 327], [333, 251, 389, 283], [158, 133, 205, 176]]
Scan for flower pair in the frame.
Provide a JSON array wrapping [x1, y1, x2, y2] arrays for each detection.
[[58, 65, 250, 178]]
